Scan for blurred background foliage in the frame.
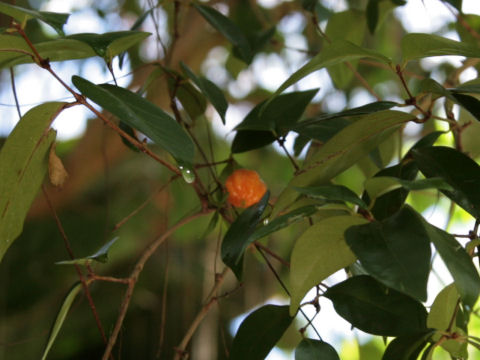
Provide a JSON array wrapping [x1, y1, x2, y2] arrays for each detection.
[[1, 0, 480, 359]]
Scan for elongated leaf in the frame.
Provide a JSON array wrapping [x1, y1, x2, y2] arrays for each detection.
[[0, 3, 69, 36], [345, 206, 431, 301], [422, 222, 480, 310], [221, 191, 269, 280], [402, 33, 480, 63], [451, 92, 480, 121], [273, 40, 391, 96], [382, 330, 435, 360], [295, 184, 367, 209], [412, 146, 480, 219], [366, 0, 379, 34], [324, 275, 428, 336], [56, 237, 119, 266], [289, 215, 368, 314], [180, 62, 228, 124], [273, 110, 413, 216], [365, 176, 453, 200], [295, 338, 340, 360], [72, 76, 194, 165], [66, 31, 150, 60], [0, 35, 96, 69], [41, 282, 83, 360], [0, 102, 65, 263], [250, 205, 318, 243], [193, 3, 252, 63], [230, 305, 293, 360]]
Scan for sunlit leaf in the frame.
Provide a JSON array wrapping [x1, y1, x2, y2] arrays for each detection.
[[289, 215, 368, 314], [324, 275, 428, 336], [295, 338, 340, 360], [72, 76, 195, 165], [345, 206, 431, 301], [221, 191, 269, 280], [41, 282, 83, 360], [230, 305, 293, 360], [0, 102, 65, 263], [56, 237, 119, 266]]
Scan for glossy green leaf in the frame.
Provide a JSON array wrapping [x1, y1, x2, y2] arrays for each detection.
[[72, 76, 194, 165], [295, 184, 367, 209], [230, 305, 293, 360], [193, 3, 252, 63], [250, 205, 318, 243], [345, 206, 431, 301], [56, 237, 119, 266], [221, 191, 269, 280], [66, 31, 150, 60], [232, 89, 318, 153], [451, 92, 480, 121], [289, 215, 368, 314], [273, 110, 413, 216], [273, 40, 391, 97], [0, 102, 65, 263], [324, 275, 428, 336], [41, 282, 83, 360], [382, 330, 435, 360], [365, 176, 453, 200], [422, 222, 480, 310], [0, 35, 96, 69], [0, 3, 69, 36], [402, 33, 480, 63], [295, 338, 340, 360], [180, 62, 228, 124], [412, 146, 480, 219]]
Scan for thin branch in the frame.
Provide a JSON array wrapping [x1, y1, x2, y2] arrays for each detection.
[[9, 68, 21, 118], [254, 241, 290, 268], [277, 137, 299, 172]]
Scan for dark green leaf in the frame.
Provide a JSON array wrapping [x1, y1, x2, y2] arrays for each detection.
[[366, 0, 379, 34], [221, 191, 269, 280], [0, 102, 65, 263], [72, 76, 194, 165], [180, 62, 228, 124], [41, 282, 83, 360], [324, 275, 428, 336], [422, 222, 480, 310], [412, 146, 480, 219], [345, 206, 431, 301], [442, 0, 462, 11], [56, 237, 119, 266], [118, 121, 140, 152], [382, 330, 435, 360], [390, 0, 407, 4], [295, 338, 340, 360], [230, 305, 293, 360], [295, 184, 367, 209], [231, 130, 277, 154], [365, 176, 453, 200], [250, 205, 318, 243], [451, 92, 480, 121], [293, 117, 352, 144], [193, 3, 252, 63], [301, 0, 318, 12], [0, 3, 69, 36]]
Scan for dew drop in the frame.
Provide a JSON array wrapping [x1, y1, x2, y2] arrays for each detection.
[[263, 218, 269, 226], [180, 167, 195, 184]]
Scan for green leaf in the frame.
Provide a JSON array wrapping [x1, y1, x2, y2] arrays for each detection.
[[382, 330, 435, 360], [412, 146, 480, 219], [365, 176, 453, 200], [295, 184, 368, 209], [250, 205, 318, 243], [56, 237, 119, 266], [193, 3, 252, 64], [0, 35, 96, 69], [180, 62, 228, 124], [0, 102, 65, 263], [0, 3, 69, 36], [273, 110, 413, 216], [451, 92, 480, 121], [366, 0, 380, 34], [272, 40, 391, 97], [402, 33, 480, 63], [221, 191, 269, 280], [345, 206, 431, 301], [230, 305, 293, 360], [41, 282, 83, 360], [66, 31, 150, 60], [295, 338, 340, 360], [232, 89, 318, 153], [422, 222, 480, 310], [324, 275, 428, 336], [71, 76, 194, 165], [289, 215, 368, 314]]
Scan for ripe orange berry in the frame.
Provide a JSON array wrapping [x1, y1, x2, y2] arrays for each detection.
[[225, 169, 267, 208]]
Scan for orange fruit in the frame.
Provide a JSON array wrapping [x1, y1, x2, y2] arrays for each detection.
[[225, 169, 267, 208]]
